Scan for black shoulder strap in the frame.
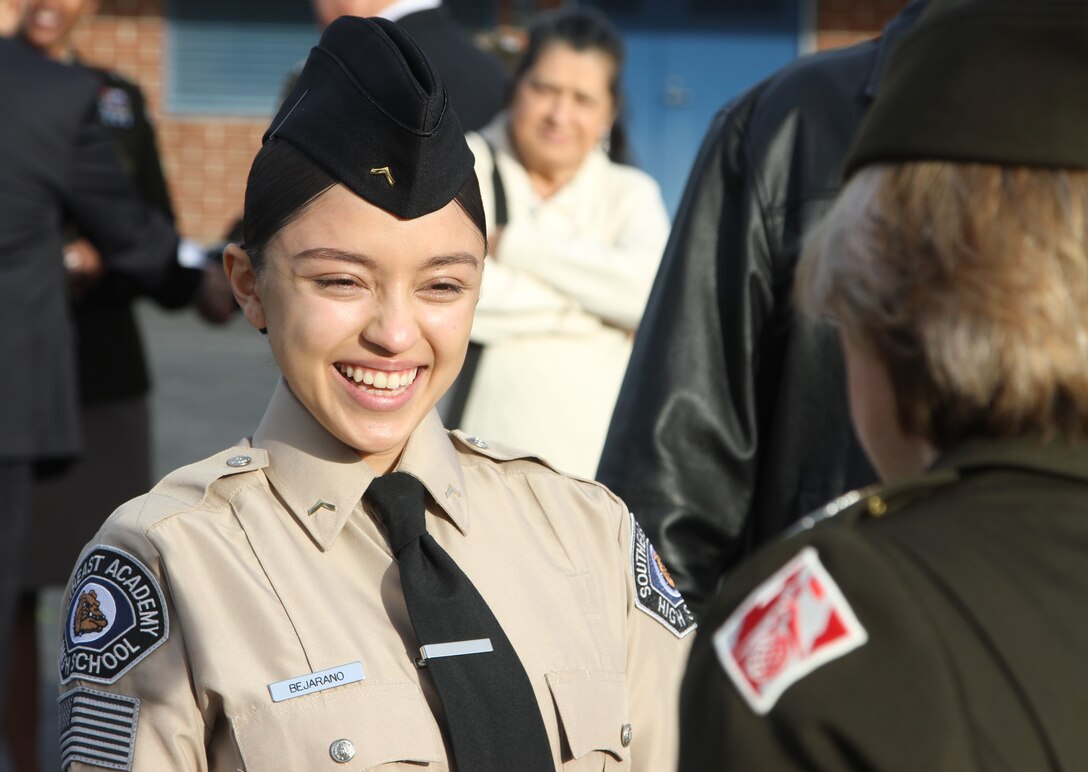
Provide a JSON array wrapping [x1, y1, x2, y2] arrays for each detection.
[[486, 139, 508, 227]]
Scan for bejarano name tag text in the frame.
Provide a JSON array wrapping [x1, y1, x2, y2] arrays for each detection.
[[267, 661, 364, 703]]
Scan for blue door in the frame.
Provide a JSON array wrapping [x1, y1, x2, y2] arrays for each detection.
[[588, 0, 803, 215]]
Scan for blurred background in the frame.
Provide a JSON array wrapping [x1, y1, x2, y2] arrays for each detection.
[[82, 0, 901, 240]]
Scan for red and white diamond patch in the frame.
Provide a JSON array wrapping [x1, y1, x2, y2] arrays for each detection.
[[712, 546, 867, 714]]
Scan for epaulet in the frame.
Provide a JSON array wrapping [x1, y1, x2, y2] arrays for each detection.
[[148, 445, 270, 509], [784, 467, 961, 538], [449, 431, 558, 469]]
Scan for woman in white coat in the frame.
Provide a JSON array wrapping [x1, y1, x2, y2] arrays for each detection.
[[456, 8, 670, 478]]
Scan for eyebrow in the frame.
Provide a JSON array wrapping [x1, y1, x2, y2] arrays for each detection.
[[293, 247, 480, 270]]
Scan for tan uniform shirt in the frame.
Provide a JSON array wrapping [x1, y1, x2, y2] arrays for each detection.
[[59, 380, 693, 771]]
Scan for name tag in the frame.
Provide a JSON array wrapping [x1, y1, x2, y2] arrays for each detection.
[[267, 661, 364, 703]]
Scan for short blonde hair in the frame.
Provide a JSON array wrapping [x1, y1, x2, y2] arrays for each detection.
[[797, 163, 1088, 448]]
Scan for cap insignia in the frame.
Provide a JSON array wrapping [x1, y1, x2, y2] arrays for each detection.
[[370, 166, 395, 186]]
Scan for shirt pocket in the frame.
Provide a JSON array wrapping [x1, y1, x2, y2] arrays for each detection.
[[547, 671, 630, 771], [231, 681, 445, 770]]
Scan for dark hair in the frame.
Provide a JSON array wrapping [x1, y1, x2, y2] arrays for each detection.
[[511, 7, 631, 165], [242, 139, 487, 270]]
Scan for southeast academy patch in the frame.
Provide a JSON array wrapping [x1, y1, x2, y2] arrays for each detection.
[[630, 515, 696, 638], [60, 546, 169, 685], [713, 546, 867, 714]]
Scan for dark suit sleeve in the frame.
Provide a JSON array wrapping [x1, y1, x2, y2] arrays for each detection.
[[126, 83, 175, 222], [678, 531, 978, 771], [126, 80, 203, 309], [597, 92, 773, 615], [63, 94, 178, 291]]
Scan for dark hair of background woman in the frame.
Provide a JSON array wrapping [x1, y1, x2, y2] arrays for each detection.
[[242, 139, 487, 269], [511, 6, 632, 166]]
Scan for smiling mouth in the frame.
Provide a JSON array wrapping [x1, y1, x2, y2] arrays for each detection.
[[335, 364, 419, 395]]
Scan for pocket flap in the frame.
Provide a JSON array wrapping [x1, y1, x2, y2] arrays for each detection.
[[546, 671, 629, 762], [232, 681, 443, 770]]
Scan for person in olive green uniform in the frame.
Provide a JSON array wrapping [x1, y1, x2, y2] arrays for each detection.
[[679, 1, 1088, 769], [57, 17, 691, 772]]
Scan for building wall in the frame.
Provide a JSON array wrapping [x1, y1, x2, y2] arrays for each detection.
[[73, 0, 264, 243], [71, 0, 906, 244]]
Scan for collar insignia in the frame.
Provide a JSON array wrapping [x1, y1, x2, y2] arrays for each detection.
[[307, 500, 337, 516]]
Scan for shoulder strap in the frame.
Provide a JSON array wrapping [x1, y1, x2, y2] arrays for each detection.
[[486, 139, 508, 227]]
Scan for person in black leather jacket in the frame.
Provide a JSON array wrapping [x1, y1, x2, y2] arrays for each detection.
[[596, 1, 925, 617]]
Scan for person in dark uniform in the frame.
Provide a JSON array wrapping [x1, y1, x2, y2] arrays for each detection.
[[679, 0, 1088, 768], [596, 1, 926, 617], [309, 0, 508, 132], [9, 2, 233, 768], [0, 0, 182, 763]]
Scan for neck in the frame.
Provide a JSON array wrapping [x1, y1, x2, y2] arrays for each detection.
[[525, 167, 576, 200]]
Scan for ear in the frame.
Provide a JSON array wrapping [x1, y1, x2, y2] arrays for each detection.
[[223, 244, 267, 332]]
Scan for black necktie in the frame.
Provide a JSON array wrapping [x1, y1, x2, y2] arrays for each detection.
[[365, 473, 554, 772]]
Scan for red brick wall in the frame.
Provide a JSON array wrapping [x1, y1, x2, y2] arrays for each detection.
[[815, 0, 906, 51], [68, 0, 908, 243], [71, 0, 262, 243]]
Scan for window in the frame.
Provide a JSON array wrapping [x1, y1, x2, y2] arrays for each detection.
[[167, 0, 316, 116]]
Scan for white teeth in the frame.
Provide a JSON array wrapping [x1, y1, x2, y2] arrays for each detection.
[[338, 364, 419, 391]]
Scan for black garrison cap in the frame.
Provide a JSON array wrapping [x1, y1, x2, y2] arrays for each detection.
[[845, 0, 1088, 178], [264, 16, 475, 219]]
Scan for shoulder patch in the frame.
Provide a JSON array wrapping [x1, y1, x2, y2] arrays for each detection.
[[712, 546, 867, 714], [97, 86, 134, 128], [59, 686, 140, 770], [60, 546, 169, 685], [630, 515, 696, 638]]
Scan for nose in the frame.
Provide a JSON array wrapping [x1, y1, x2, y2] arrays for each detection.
[[545, 93, 572, 124], [362, 294, 420, 355]]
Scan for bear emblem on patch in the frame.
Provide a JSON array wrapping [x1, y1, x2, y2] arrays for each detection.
[[59, 546, 169, 685], [73, 589, 109, 637], [630, 514, 696, 638]]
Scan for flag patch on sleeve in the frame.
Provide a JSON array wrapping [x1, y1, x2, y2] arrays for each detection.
[[630, 514, 696, 638], [59, 686, 140, 770], [713, 546, 867, 714]]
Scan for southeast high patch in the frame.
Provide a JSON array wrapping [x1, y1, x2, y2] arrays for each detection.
[[630, 514, 696, 638], [60, 546, 169, 685], [59, 686, 139, 771]]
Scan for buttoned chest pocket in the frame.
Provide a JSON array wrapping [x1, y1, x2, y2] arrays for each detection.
[[231, 682, 445, 770], [548, 671, 631, 771]]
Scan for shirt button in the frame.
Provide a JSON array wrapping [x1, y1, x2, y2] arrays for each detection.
[[466, 436, 488, 449], [226, 455, 252, 468], [621, 723, 633, 747], [329, 738, 356, 763], [867, 495, 888, 517]]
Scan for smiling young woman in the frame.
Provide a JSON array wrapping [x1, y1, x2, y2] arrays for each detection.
[[224, 151, 486, 474], [56, 15, 691, 772]]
